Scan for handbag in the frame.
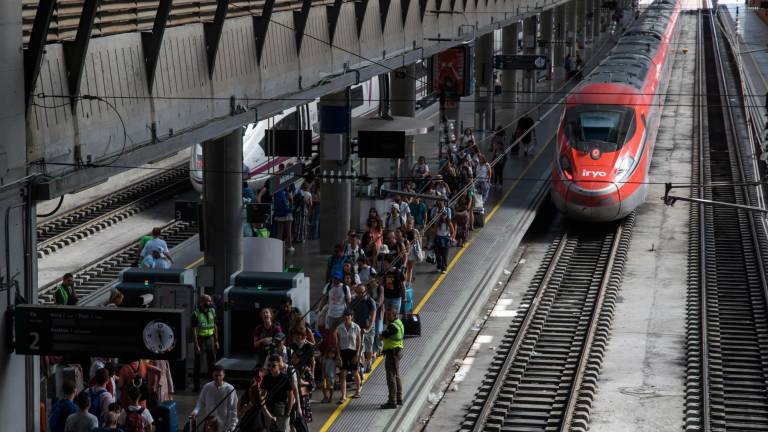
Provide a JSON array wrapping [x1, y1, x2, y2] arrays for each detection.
[[411, 240, 425, 263], [426, 250, 436, 264]]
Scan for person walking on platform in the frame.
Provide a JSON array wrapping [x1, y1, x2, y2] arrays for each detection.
[[515, 116, 536, 157], [191, 366, 238, 432], [292, 182, 312, 244], [193, 294, 219, 392], [380, 307, 404, 409], [54, 273, 79, 305], [335, 309, 363, 402]]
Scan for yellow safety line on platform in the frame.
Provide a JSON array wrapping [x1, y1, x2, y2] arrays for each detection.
[[319, 138, 551, 432], [186, 256, 204, 269]]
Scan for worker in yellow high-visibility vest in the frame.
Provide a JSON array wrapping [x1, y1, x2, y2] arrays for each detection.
[[380, 307, 404, 409], [193, 294, 219, 392]]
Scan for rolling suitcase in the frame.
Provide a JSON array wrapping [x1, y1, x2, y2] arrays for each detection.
[[473, 209, 485, 228], [403, 314, 421, 337], [151, 400, 179, 432]]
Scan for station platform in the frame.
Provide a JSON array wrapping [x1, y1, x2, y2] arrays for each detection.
[[720, 3, 768, 126], [160, 13, 636, 429]]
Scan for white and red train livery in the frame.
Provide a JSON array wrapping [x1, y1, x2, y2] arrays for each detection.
[[551, 0, 681, 221]]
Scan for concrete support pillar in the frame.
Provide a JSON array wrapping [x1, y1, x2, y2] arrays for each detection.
[[567, 0, 577, 57], [319, 90, 352, 251], [203, 129, 243, 295], [0, 1, 40, 430], [391, 64, 416, 178], [592, 0, 602, 43], [554, 5, 566, 68], [540, 9, 554, 85], [522, 15, 537, 108], [576, 0, 586, 55], [585, 0, 594, 46], [474, 32, 494, 132], [501, 22, 519, 118]]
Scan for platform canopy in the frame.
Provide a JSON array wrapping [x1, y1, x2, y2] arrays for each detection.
[[351, 116, 434, 136]]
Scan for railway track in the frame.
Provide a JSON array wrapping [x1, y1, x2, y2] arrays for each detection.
[[36, 164, 191, 258], [460, 216, 634, 432], [38, 220, 199, 305], [685, 7, 768, 431]]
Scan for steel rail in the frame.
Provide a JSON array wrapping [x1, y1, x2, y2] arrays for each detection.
[[559, 221, 625, 430], [36, 176, 190, 257], [470, 233, 570, 432], [696, 8, 712, 431]]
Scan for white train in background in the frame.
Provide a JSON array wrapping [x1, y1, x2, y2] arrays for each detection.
[[190, 78, 381, 193], [189, 62, 431, 193]]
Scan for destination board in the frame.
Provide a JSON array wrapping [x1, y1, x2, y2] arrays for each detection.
[[14, 305, 186, 360]]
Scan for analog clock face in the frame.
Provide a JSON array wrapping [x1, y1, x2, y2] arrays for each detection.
[[142, 320, 176, 354]]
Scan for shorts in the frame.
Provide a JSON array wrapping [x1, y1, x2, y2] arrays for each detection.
[[339, 349, 359, 371], [362, 330, 375, 353], [384, 298, 402, 315]]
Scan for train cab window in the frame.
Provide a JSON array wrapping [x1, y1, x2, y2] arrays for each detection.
[[565, 105, 635, 153]]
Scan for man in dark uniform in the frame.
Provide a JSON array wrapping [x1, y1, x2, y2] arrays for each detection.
[[193, 294, 219, 391], [380, 307, 404, 409], [53, 273, 78, 305]]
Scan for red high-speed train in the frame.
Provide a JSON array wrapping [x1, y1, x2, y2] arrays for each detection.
[[551, 0, 681, 221]]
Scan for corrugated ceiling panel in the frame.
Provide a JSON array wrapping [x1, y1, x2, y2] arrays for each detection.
[[21, 0, 335, 46]]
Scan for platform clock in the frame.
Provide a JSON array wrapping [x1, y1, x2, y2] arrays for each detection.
[[142, 320, 177, 354]]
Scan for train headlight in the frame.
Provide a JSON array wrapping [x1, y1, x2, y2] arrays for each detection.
[[615, 156, 634, 183], [559, 155, 573, 181]]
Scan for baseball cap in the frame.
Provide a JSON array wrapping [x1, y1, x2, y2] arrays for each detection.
[[331, 270, 343, 281]]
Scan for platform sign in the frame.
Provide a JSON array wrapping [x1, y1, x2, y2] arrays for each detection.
[[175, 201, 200, 223], [268, 162, 304, 194], [14, 305, 187, 360], [494, 54, 548, 70]]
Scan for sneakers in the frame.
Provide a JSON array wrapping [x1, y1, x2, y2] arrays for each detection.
[[287, 246, 295, 252], [380, 402, 398, 409], [397, 400, 403, 406], [441, 270, 447, 274]]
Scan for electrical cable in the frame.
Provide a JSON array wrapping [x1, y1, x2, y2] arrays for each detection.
[[36, 195, 64, 217]]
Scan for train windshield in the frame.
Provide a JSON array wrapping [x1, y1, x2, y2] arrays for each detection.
[[564, 106, 635, 153]]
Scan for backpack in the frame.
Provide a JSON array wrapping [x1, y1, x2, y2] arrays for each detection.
[[123, 407, 146, 432], [87, 388, 107, 424], [48, 399, 73, 432]]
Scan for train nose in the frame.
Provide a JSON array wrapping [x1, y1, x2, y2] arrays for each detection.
[[564, 182, 622, 221]]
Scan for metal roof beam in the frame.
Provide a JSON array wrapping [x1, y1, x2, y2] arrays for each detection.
[[293, 0, 312, 54], [253, 0, 276, 62], [419, 0, 427, 21], [24, 0, 57, 110], [401, 0, 411, 27], [141, 0, 173, 93], [62, 0, 101, 108], [327, 0, 344, 43], [203, 0, 229, 79], [354, 0, 369, 37], [380, 0, 392, 30]]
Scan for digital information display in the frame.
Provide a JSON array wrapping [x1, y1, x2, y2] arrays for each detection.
[[14, 305, 187, 360]]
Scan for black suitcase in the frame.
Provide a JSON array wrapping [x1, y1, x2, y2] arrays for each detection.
[[403, 314, 421, 337], [473, 209, 485, 228]]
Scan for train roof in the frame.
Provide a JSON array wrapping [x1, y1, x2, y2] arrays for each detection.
[[582, 0, 676, 90]]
